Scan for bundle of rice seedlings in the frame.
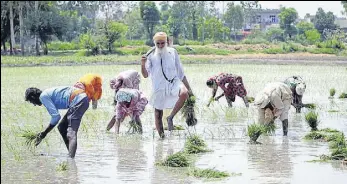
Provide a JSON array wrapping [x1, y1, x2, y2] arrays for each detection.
[[186, 134, 206, 147], [339, 92, 347, 99], [127, 120, 141, 134], [305, 111, 319, 131], [56, 161, 68, 171], [181, 94, 197, 126], [328, 133, 346, 150], [247, 124, 265, 144], [188, 167, 231, 178], [164, 125, 185, 130], [330, 147, 347, 160], [321, 128, 340, 133], [20, 129, 38, 146], [304, 131, 327, 140], [263, 108, 276, 135], [304, 103, 316, 109], [263, 122, 276, 135], [156, 151, 190, 167], [329, 88, 336, 97], [184, 134, 209, 154], [247, 96, 255, 103]]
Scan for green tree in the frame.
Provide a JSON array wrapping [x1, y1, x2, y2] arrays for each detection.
[[224, 2, 244, 40], [167, 1, 188, 44], [79, 30, 95, 52], [124, 6, 144, 40], [198, 17, 225, 42], [342, 1, 347, 14], [304, 29, 321, 44], [26, 1, 69, 55], [140, 1, 160, 46], [1, 1, 19, 54], [240, 1, 261, 29], [296, 21, 315, 35], [159, 1, 170, 25], [104, 21, 128, 52], [266, 27, 284, 42], [279, 7, 298, 39], [313, 8, 337, 34]]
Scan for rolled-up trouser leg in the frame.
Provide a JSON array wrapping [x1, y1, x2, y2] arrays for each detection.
[[282, 119, 288, 136], [257, 108, 265, 124], [225, 95, 234, 107], [67, 97, 89, 158], [280, 99, 291, 136], [58, 113, 69, 151], [134, 116, 143, 134]]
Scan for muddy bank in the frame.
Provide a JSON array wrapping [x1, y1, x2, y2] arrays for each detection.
[[1, 54, 347, 67]]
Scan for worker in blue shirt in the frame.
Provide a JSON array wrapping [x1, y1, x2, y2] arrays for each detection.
[[25, 86, 90, 158]]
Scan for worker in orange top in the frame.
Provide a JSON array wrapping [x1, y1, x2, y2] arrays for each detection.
[[73, 73, 103, 109]]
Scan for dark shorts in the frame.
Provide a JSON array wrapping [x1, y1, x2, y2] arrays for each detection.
[[58, 97, 89, 133]]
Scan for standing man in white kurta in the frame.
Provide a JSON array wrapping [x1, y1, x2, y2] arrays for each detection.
[[141, 32, 192, 138]]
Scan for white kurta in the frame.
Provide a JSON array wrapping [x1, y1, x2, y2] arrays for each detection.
[[145, 47, 185, 110]]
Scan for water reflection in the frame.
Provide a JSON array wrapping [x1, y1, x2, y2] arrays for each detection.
[[114, 136, 148, 183], [150, 140, 193, 184], [247, 137, 293, 184]]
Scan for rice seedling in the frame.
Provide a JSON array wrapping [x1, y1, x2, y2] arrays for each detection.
[[56, 161, 68, 171], [323, 128, 341, 133], [184, 134, 210, 154], [164, 125, 185, 131], [328, 133, 346, 150], [181, 94, 198, 126], [329, 88, 336, 97], [328, 110, 339, 113], [330, 148, 347, 160], [20, 129, 39, 147], [126, 120, 142, 134], [247, 96, 255, 103], [186, 134, 207, 147], [263, 122, 276, 135], [304, 131, 328, 140], [156, 151, 190, 167], [247, 124, 265, 144], [338, 92, 347, 98], [304, 103, 316, 109], [305, 111, 319, 131], [187, 167, 231, 178]]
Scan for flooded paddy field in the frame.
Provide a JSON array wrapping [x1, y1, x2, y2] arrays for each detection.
[[1, 63, 346, 184]]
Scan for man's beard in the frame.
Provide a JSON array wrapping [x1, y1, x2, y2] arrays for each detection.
[[154, 43, 168, 56]]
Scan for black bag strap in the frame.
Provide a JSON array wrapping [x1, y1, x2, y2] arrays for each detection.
[[160, 57, 174, 83]]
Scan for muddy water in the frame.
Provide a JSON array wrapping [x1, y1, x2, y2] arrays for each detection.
[[1, 64, 347, 183]]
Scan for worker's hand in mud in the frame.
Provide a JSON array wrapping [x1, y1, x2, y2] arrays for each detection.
[[141, 55, 147, 63], [35, 132, 46, 146]]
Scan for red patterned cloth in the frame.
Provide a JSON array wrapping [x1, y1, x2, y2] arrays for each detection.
[[211, 73, 247, 102]]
